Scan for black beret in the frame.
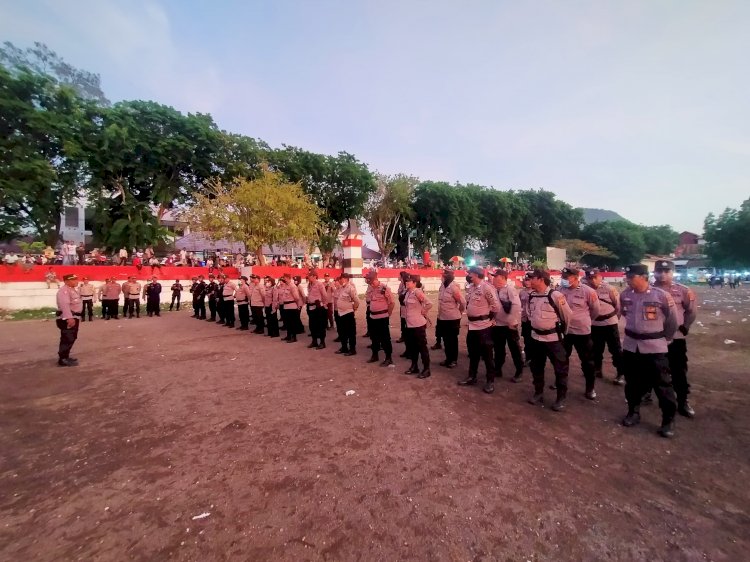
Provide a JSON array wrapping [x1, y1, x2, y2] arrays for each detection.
[[624, 264, 649, 276], [561, 267, 579, 277], [468, 266, 484, 277], [654, 260, 674, 271], [585, 268, 600, 277]]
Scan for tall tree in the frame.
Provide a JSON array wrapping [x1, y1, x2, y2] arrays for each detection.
[[553, 239, 614, 263], [269, 147, 375, 261], [0, 41, 109, 104], [580, 220, 646, 267], [640, 224, 679, 255], [515, 189, 583, 256], [474, 187, 528, 261], [0, 66, 98, 245], [181, 169, 320, 264], [703, 198, 750, 268], [364, 173, 416, 259]]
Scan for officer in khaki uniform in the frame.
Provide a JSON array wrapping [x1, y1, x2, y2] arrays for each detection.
[[584, 269, 624, 385], [458, 266, 501, 394], [221, 274, 237, 327], [519, 273, 533, 363], [305, 270, 329, 349], [334, 273, 359, 355], [264, 276, 280, 337], [490, 269, 524, 382], [365, 270, 395, 366], [323, 273, 335, 329], [402, 274, 432, 377], [436, 268, 466, 369], [525, 269, 573, 411], [56, 274, 83, 366], [653, 260, 697, 418], [121, 278, 132, 318], [235, 276, 251, 330], [249, 275, 267, 333], [125, 275, 143, 318], [78, 277, 96, 321], [620, 264, 678, 438], [558, 267, 600, 400]]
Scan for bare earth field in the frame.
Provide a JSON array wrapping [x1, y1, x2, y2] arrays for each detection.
[[1, 285, 749, 561]]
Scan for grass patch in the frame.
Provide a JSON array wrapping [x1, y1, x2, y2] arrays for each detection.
[[0, 307, 59, 321]]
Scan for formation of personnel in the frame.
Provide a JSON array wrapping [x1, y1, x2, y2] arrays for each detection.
[[55, 261, 697, 439]]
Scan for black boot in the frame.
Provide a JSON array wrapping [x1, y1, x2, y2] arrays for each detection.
[[584, 384, 597, 400], [457, 376, 477, 386], [551, 388, 567, 412], [380, 357, 393, 367], [366, 354, 379, 363], [527, 391, 544, 406], [483, 382, 494, 393], [417, 368, 431, 379], [511, 368, 523, 383], [613, 373, 625, 386], [677, 399, 695, 418], [622, 408, 641, 427], [658, 418, 675, 438], [404, 363, 419, 375]]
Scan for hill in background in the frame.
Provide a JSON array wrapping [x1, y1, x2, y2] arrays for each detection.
[[579, 208, 627, 224]]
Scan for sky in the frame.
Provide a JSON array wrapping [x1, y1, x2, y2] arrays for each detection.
[[1, 0, 748, 234]]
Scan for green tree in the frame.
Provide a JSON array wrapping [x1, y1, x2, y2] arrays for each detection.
[[553, 239, 614, 263], [515, 189, 583, 256], [474, 187, 528, 261], [181, 169, 320, 264], [704, 198, 750, 268], [269, 147, 375, 262], [0, 66, 98, 245], [0, 41, 109, 104], [640, 224, 679, 255], [580, 220, 646, 267], [364, 173, 416, 259]]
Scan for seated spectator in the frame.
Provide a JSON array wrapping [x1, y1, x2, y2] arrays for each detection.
[[45, 267, 61, 288], [133, 255, 143, 271], [3, 252, 19, 266]]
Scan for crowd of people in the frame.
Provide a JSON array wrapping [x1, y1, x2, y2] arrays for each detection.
[[54, 259, 697, 439]]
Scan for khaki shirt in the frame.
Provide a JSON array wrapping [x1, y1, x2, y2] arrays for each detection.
[[235, 283, 249, 303], [559, 283, 600, 335], [586, 281, 621, 327], [494, 283, 522, 328], [404, 288, 431, 328], [56, 285, 82, 319], [621, 286, 677, 353], [249, 283, 266, 307], [79, 283, 96, 300], [103, 282, 122, 301], [519, 288, 530, 323], [466, 281, 500, 331], [369, 283, 394, 319], [653, 281, 697, 340], [438, 280, 465, 321], [527, 288, 573, 342], [306, 280, 328, 307], [223, 281, 237, 300], [127, 282, 142, 300], [336, 282, 359, 315]]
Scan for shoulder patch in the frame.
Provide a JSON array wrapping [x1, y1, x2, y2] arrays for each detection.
[[558, 296, 567, 307], [687, 289, 696, 301]]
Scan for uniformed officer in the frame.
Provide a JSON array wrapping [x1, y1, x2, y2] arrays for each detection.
[[292, 275, 306, 336], [620, 264, 679, 438], [205, 274, 218, 321], [221, 274, 237, 327], [365, 270, 395, 367], [525, 269, 573, 411], [363, 275, 373, 341], [558, 267, 600, 400], [584, 269, 624, 385], [653, 260, 697, 418], [396, 271, 409, 346], [249, 275, 267, 334], [323, 273, 335, 329], [78, 277, 96, 322], [143, 276, 162, 317], [104, 277, 122, 320], [402, 274, 432, 377], [279, 273, 303, 342], [194, 275, 207, 319], [215, 274, 226, 324], [263, 276, 280, 337], [519, 273, 533, 364], [305, 270, 329, 349], [97, 279, 107, 319], [126, 275, 143, 318], [170, 279, 184, 311], [459, 266, 500, 393], [436, 268, 466, 369], [490, 269, 524, 382], [56, 273, 83, 367], [332, 275, 343, 343], [334, 273, 359, 355], [189, 276, 199, 316], [121, 277, 131, 318], [235, 276, 251, 330]]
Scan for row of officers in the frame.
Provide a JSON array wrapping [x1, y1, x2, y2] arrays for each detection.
[[186, 260, 695, 439]]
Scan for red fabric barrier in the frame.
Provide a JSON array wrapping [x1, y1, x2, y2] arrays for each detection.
[[250, 266, 343, 279], [0, 265, 239, 282]]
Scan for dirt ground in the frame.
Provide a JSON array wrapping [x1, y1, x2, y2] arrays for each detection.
[[1, 285, 749, 561]]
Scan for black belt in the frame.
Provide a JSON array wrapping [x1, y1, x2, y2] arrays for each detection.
[[236, 299, 248, 304], [532, 327, 558, 335], [56, 311, 81, 317], [595, 311, 617, 321], [625, 329, 664, 340], [370, 309, 388, 315], [284, 301, 295, 305], [468, 314, 490, 322]]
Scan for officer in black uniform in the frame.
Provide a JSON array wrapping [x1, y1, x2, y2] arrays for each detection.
[[206, 274, 218, 321], [194, 275, 207, 319]]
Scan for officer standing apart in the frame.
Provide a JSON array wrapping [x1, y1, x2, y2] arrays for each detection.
[[459, 266, 500, 394], [490, 269, 525, 382], [78, 277, 96, 322], [402, 274, 432, 378], [584, 269, 624, 385], [194, 275, 207, 319], [170, 279, 184, 311], [436, 268, 465, 369], [143, 276, 162, 317], [249, 274, 266, 334], [305, 270, 329, 349], [334, 273, 359, 355], [206, 274, 218, 321], [56, 274, 83, 367], [264, 276, 280, 338], [525, 269, 573, 410], [365, 270, 395, 367], [653, 260, 697, 418], [126, 275, 142, 318], [189, 276, 199, 316], [558, 267, 600, 400], [235, 276, 251, 330], [620, 264, 679, 438], [221, 274, 236, 327]]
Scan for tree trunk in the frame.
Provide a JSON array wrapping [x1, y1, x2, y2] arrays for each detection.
[[255, 246, 266, 265], [322, 252, 332, 266]]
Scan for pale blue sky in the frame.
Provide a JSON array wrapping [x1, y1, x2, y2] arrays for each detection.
[[2, 0, 748, 233]]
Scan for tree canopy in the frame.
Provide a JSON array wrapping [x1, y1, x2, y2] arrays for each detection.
[[704, 198, 750, 268]]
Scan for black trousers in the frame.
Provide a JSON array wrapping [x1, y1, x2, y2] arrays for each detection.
[[308, 306, 326, 343], [81, 300, 93, 320], [521, 320, 532, 354], [126, 298, 141, 317], [365, 305, 372, 337], [217, 299, 225, 322], [122, 298, 129, 318], [327, 304, 334, 328], [437, 319, 460, 363], [492, 325, 524, 375], [192, 298, 199, 315], [223, 300, 235, 326], [529, 338, 569, 396], [591, 324, 623, 377], [265, 306, 279, 337], [370, 316, 392, 358], [563, 333, 596, 390], [251, 306, 265, 331], [623, 350, 676, 420], [337, 312, 356, 351], [668, 339, 690, 401], [467, 327, 495, 382], [208, 298, 217, 321], [104, 299, 118, 319], [237, 303, 250, 328], [282, 308, 296, 340], [170, 293, 181, 310], [196, 299, 205, 319], [400, 316, 407, 341], [56, 318, 79, 359], [146, 298, 160, 316], [294, 308, 305, 334], [405, 325, 429, 369]]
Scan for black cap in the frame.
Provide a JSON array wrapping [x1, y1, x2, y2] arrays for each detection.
[[585, 268, 600, 278], [624, 264, 649, 276], [468, 266, 484, 278], [561, 267, 579, 277], [240, 275, 248, 281], [489, 268, 507, 278], [654, 260, 674, 271], [62, 273, 78, 281], [523, 272, 533, 281]]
